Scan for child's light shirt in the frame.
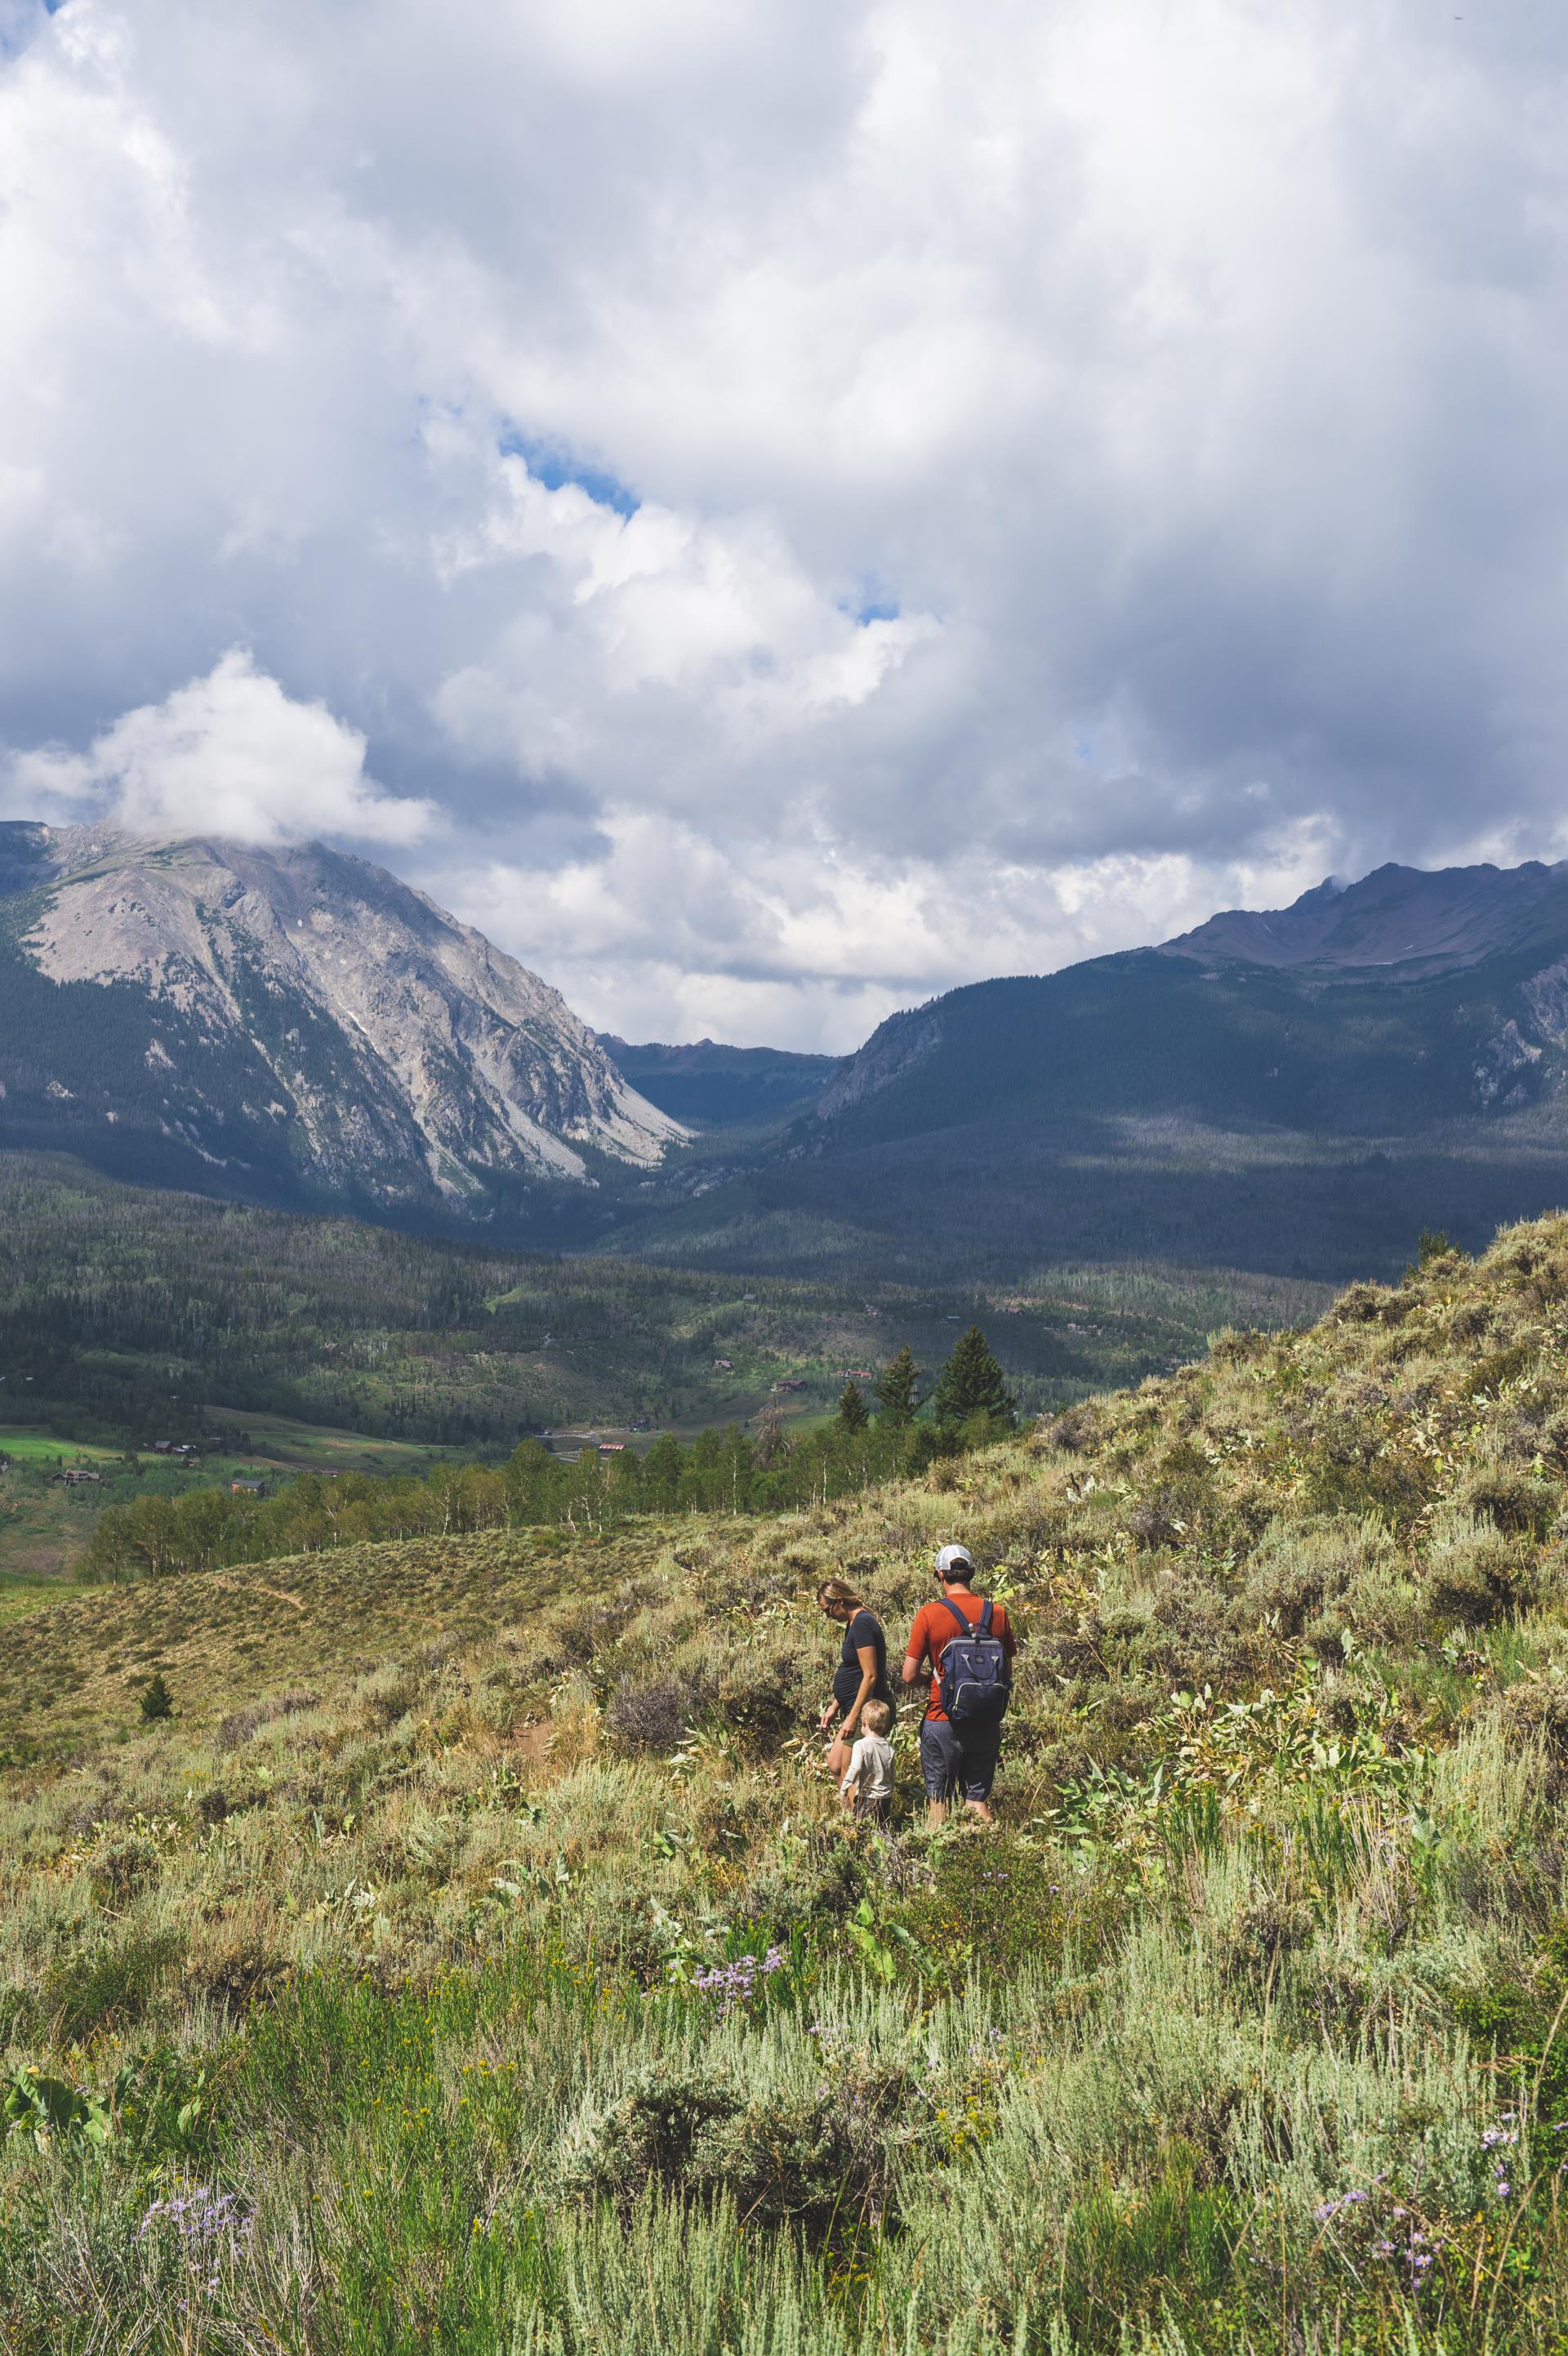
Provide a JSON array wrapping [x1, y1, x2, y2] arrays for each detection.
[[840, 1730, 895, 1804]]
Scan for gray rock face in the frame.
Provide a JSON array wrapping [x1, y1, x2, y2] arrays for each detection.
[[813, 1006, 942, 1120], [3, 825, 683, 1206]]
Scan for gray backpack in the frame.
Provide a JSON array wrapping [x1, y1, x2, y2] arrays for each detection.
[[938, 1599, 1011, 1724]]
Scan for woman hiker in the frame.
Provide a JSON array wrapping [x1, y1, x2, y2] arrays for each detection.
[[816, 1578, 893, 1780]]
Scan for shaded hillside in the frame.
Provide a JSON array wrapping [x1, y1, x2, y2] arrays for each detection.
[[10, 1219, 1568, 2345], [600, 1036, 837, 1129], [609, 1095, 1568, 1285], [811, 936, 1568, 1149]]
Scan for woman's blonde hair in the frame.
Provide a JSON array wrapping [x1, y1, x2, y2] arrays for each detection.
[[816, 1578, 865, 1611]]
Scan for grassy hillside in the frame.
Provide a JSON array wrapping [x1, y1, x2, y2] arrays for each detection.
[[10, 1218, 1568, 2346]]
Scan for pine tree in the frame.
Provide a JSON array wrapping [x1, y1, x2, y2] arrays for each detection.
[[931, 1327, 1016, 1433], [836, 1381, 869, 1434], [140, 1671, 174, 1723], [873, 1345, 925, 1426]]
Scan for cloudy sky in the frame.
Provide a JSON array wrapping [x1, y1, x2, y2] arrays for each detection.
[[2, 0, 1566, 1048]]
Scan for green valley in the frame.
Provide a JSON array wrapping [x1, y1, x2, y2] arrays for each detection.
[[0, 1153, 1327, 1587]]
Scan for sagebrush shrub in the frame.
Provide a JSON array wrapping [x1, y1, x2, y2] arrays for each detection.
[[607, 1677, 709, 1755], [1424, 1520, 1526, 1627], [559, 2064, 741, 2203], [214, 1692, 318, 1751], [42, 1930, 180, 2041], [1459, 1466, 1557, 1538]]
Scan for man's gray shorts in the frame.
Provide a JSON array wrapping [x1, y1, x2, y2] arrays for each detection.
[[919, 1716, 1001, 1804]]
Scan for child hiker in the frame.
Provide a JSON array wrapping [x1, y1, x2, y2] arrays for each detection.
[[839, 1697, 895, 1826]]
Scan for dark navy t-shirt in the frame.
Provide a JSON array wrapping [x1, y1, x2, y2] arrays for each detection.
[[832, 1608, 892, 1713]]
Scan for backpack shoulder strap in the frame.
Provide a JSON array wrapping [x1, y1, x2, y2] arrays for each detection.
[[940, 1596, 973, 1635], [978, 1600, 994, 1636]]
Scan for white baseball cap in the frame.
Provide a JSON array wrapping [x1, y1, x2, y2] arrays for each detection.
[[934, 1543, 973, 1574]]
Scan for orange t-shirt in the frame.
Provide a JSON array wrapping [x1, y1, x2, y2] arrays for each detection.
[[906, 1591, 1015, 1722]]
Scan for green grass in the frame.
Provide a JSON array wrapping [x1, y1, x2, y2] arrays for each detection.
[[0, 1427, 124, 1464], [0, 1575, 58, 1628], [14, 1216, 1568, 2346], [0, 1414, 465, 1590], [195, 1409, 459, 1480]]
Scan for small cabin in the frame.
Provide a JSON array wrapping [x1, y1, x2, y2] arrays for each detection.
[[230, 1478, 266, 1497]]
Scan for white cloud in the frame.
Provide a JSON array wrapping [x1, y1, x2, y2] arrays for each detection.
[[1, 0, 1566, 1043], [9, 650, 435, 846], [427, 808, 1339, 1053]]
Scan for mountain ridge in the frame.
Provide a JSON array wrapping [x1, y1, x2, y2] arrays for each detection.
[[14, 836, 1568, 1283], [595, 854, 1568, 1286], [1160, 857, 1568, 977], [815, 856, 1568, 1131]]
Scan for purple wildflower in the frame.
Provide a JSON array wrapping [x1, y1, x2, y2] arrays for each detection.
[[693, 1949, 783, 2020], [137, 2188, 252, 2300]]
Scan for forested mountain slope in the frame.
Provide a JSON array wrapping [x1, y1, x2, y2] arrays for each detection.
[[814, 862, 1568, 1149], [0, 824, 679, 1224], [11, 838, 1568, 1290], [599, 1037, 838, 1129], [10, 1216, 1568, 2346]]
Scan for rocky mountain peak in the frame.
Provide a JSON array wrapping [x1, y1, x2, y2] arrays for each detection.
[[0, 827, 683, 1216]]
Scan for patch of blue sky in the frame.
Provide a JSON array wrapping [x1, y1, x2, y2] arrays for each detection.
[[2, 0, 60, 66], [499, 430, 639, 519], [839, 578, 902, 627]]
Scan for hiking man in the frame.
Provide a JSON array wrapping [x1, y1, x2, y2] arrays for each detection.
[[900, 1543, 1016, 1825]]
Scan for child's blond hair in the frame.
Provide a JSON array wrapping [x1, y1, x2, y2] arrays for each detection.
[[862, 1699, 892, 1734]]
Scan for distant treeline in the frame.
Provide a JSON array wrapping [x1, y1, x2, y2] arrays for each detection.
[[78, 1332, 1017, 1580]]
